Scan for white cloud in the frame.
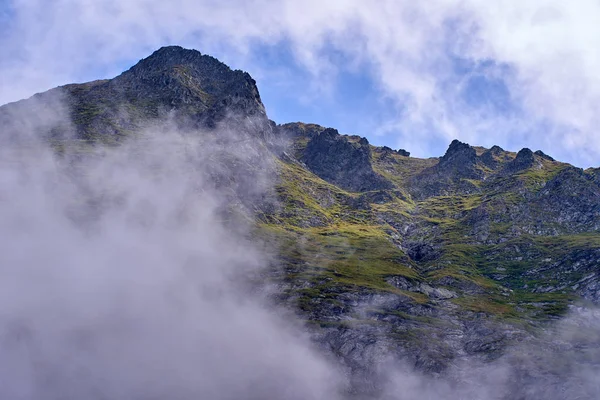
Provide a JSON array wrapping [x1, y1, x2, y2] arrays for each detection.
[[0, 109, 346, 398], [2, 0, 600, 165]]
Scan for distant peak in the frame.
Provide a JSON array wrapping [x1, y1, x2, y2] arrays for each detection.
[[480, 145, 506, 169], [154, 45, 188, 53], [504, 148, 536, 173], [446, 139, 471, 152], [146, 45, 204, 61], [515, 148, 534, 160], [534, 150, 555, 161], [125, 45, 229, 76], [441, 139, 476, 163], [105, 45, 266, 125]]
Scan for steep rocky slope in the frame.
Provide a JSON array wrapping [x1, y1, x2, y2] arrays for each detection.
[[2, 46, 600, 396]]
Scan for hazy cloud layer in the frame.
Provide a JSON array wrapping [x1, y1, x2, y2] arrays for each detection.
[[2, 0, 600, 165], [0, 112, 345, 399]]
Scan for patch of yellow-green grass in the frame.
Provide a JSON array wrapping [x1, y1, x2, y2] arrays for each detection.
[[463, 178, 484, 188], [450, 285, 574, 320], [418, 194, 483, 215], [429, 269, 499, 291], [282, 122, 324, 133], [482, 233, 600, 264], [276, 160, 416, 228], [275, 160, 350, 225], [515, 159, 569, 191], [370, 201, 413, 217], [423, 242, 504, 293], [452, 295, 516, 316], [536, 233, 600, 249], [371, 152, 437, 191], [259, 222, 422, 296], [427, 263, 500, 292]]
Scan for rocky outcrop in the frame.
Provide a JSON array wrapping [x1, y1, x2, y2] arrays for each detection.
[[534, 166, 600, 230], [301, 128, 393, 192], [534, 150, 555, 161], [439, 139, 480, 175], [379, 145, 410, 157], [480, 145, 506, 169], [409, 140, 484, 198], [504, 148, 537, 173]]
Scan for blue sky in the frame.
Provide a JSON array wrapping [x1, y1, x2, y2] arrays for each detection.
[[1, 0, 600, 167]]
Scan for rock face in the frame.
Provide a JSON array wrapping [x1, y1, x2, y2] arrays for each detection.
[[301, 128, 392, 192], [0, 46, 267, 141], [109, 46, 266, 125], [440, 140, 479, 170], [480, 145, 506, 168], [409, 139, 484, 198], [504, 148, 537, 173], [534, 149, 555, 161], [3, 45, 600, 398], [380, 145, 410, 157], [534, 166, 600, 230]]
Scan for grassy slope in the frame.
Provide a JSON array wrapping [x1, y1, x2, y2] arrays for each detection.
[[47, 100, 600, 324], [261, 133, 600, 325]]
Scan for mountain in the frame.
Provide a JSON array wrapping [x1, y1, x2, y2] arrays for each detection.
[[0, 46, 266, 143], [3, 46, 600, 395]]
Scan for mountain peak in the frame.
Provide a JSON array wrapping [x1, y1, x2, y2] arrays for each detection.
[[114, 46, 264, 118], [504, 147, 536, 173], [58, 46, 267, 136], [152, 45, 192, 55], [0, 46, 269, 140], [439, 139, 477, 167], [441, 139, 476, 162], [125, 46, 226, 76]]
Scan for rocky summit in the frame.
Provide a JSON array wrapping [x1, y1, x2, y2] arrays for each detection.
[[3, 46, 600, 397]]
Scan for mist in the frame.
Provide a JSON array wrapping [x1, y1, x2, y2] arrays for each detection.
[[0, 107, 347, 399]]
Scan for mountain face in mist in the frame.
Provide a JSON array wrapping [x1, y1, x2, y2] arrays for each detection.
[[0, 46, 266, 143], [3, 45, 600, 398]]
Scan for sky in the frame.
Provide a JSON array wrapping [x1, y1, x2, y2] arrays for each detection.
[[1, 0, 600, 167]]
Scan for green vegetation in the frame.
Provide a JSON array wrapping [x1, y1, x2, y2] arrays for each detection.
[[259, 222, 418, 293], [262, 135, 596, 325]]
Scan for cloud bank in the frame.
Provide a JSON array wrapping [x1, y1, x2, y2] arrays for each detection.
[[0, 110, 345, 399]]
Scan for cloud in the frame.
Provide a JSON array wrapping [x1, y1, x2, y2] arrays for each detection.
[[3, 0, 600, 165], [377, 305, 600, 400], [0, 103, 346, 399]]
